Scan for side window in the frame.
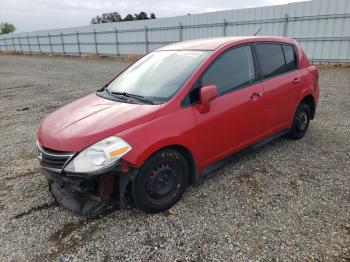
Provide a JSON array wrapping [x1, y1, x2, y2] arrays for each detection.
[[282, 45, 298, 71], [201, 45, 255, 95], [255, 43, 286, 79]]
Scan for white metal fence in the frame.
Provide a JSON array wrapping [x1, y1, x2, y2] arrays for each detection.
[[0, 0, 349, 64]]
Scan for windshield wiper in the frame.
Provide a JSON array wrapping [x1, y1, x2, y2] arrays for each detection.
[[109, 91, 155, 105], [100, 88, 127, 102], [97, 84, 108, 92]]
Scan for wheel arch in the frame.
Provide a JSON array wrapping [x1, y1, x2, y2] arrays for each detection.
[[166, 144, 198, 185], [132, 143, 199, 185], [300, 95, 315, 119]]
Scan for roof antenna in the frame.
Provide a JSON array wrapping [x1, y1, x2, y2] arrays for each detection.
[[254, 28, 262, 36]]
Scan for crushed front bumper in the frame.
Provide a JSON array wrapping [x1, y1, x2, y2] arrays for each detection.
[[42, 167, 137, 216]]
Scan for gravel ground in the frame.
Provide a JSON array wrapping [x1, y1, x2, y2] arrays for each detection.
[[0, 54, 349, 261]]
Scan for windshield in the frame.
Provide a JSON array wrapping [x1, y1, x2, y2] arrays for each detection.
[[106, 50, 210, 103]]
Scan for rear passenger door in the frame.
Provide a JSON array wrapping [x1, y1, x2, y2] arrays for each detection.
[[255, 43, 300, 134]]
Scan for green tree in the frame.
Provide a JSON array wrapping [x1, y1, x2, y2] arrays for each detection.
[[90, 12, 122, 24], [137, 12, 149, 20], [0, 23, 16, 34], [91, 12, 156, 24], [124, 14, 134, 21]]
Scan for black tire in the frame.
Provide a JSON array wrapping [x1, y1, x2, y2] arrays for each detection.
[[288, 103, 311, 140], [132, 149, 189, 213]]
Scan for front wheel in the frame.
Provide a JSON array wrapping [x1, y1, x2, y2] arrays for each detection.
[[288, 103, 311, 140], [132, 149, 189, 213]]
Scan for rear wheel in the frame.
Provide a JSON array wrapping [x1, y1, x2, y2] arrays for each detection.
[[288, 103, 311, 140], [132, 149, 189, 213]]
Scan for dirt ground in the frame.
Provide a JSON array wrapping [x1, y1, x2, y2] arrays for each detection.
[[0, 54, 349, 261]]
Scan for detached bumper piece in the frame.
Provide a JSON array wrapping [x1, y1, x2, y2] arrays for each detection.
[[43, 168, 137, 216]]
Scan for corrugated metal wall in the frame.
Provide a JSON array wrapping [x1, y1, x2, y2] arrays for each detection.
[[0, 0, 349, 63]]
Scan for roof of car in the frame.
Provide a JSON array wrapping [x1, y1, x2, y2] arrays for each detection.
[[157, 36, 295, 51]]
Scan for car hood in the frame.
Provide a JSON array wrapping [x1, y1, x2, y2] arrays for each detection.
[[38, 93, 161, 152]]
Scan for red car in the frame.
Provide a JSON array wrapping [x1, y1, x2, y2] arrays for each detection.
[[37, 36, 319, 215]]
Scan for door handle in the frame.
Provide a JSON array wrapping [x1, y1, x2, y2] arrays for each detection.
[[293, 77, 301, 84], [250, 92, 263, 100]]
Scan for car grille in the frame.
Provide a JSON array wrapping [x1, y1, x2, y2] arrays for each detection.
[[37, 143, 74, 173]]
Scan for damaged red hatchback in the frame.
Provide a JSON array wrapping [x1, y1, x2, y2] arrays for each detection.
[[37, 36, 319, 215]]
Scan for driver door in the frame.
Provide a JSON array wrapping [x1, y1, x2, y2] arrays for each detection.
[[191, 45, 266, 169]]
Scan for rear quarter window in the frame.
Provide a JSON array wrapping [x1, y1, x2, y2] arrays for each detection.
[[255, 43, 286, 79], [282, 45, 298, 71]]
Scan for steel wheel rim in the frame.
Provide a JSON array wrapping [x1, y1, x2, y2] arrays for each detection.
[[296, 110, 308, 131], [146, 161, 181, 202]]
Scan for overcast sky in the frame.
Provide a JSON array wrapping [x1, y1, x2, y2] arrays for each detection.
[[0, 0, 306, 32]]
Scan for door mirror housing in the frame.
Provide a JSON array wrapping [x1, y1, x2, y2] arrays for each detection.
[[198, 85, 219, 113]]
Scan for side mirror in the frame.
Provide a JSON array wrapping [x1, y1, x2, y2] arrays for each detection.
[[198, 85, 219, 113]]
